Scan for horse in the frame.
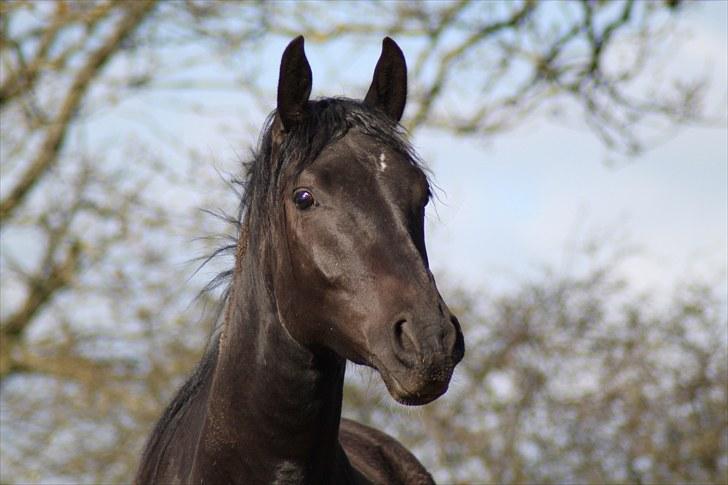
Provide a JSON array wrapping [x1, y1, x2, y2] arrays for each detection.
[[135, 36, 465, 485]]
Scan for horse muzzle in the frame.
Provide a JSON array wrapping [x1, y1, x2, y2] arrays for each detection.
[[370, 313, 465, 405]]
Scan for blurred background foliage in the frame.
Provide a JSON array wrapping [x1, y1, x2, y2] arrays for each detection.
[[0, 1, 725, 483]]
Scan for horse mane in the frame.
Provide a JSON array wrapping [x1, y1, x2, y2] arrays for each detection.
[[137, 97, 427, 472]]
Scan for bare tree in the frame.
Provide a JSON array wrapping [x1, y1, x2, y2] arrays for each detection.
[[272, 0, 707, 154]]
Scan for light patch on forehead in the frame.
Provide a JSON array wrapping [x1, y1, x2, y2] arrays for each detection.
[[274, 460, 303, 483], [378, 152, 387, 172]]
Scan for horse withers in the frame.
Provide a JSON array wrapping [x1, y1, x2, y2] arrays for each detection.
[[136, 36, 464, 484]]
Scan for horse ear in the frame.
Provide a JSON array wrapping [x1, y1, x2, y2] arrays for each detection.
[[364, 37, 407, 122], [277, 36, 312, 131]]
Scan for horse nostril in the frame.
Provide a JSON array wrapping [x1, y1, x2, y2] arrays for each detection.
[[392, 319, 419, 367], [390, 315, 463, 368], [394, 319, 417, 353], [449, 314, 465, 361]]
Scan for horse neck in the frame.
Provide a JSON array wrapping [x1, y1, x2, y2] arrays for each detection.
[[200, 247, 349, 481]]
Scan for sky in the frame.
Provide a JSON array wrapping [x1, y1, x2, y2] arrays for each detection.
[[418, 2, 728, 295]]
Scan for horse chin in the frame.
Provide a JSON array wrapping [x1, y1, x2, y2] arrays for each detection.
[[373, 359, 453, 406]]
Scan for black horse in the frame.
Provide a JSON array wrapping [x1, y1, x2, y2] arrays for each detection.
[[135, 36, 464, 484]]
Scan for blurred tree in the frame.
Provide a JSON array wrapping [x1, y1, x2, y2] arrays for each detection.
[[0, 0, 723, 482]]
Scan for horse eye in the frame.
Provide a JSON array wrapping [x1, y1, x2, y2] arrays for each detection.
[[293, 190, 315, 210]]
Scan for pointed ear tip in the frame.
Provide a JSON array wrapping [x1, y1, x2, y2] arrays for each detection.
[[281, 36, 309, 67], [286, 35, 305, 51], [382, 37, 404, 55]]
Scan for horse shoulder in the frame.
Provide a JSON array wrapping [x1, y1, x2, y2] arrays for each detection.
[[339, 418, 435, 485]]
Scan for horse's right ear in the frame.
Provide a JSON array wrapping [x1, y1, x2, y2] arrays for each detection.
[[276, 36, 312, 132]]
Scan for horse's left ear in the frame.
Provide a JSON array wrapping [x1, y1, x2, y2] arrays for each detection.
[[277, 36, 312, 131], [364, 37, 407, 122]]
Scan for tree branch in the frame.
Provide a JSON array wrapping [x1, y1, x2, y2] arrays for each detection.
[[0, 0, 156, 222]]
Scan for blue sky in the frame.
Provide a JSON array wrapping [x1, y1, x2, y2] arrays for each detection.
[[424, 114, 726, 294]]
